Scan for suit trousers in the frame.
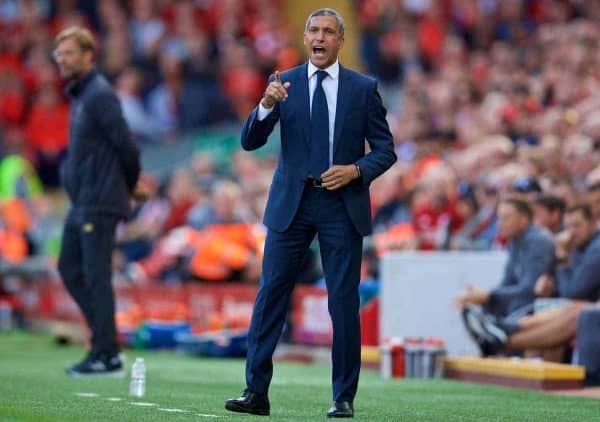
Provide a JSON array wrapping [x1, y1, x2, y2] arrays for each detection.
[[58, 210, 119, 357], [245, 183, 363, 402]]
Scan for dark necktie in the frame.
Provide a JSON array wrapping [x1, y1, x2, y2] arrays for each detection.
[[309, 70, 329, 179]]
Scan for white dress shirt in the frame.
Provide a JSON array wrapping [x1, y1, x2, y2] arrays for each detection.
[[257, 60, 339, 166]]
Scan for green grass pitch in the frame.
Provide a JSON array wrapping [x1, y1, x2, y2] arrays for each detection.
[[0, 332, 597, 421]]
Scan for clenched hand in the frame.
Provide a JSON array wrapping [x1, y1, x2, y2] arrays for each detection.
[[261, 71, 291, 108]]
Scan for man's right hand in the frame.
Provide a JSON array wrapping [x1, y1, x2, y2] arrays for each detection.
[[261, 70, 291, 108], [454, 284, 490, 308], [534, 274, 555, 297], [555, 230, 573, 259]]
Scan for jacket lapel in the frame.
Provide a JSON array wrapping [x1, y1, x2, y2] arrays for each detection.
[[296, 63, 310, 147], [333, 65, 351, 158]]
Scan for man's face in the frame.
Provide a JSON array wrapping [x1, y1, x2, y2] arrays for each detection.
[[564, 211, 594, 249], [303, 15, 344, 69], [533, 205, 560, 232], [588, 189, 600, 226], [533, 205, 551, 231], [498, 202, 528, 239], [54, 38, 92, 81]]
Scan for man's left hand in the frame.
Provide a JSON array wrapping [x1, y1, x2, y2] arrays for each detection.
[[455, 284, 490, 308], [321, 165, 359, 190]]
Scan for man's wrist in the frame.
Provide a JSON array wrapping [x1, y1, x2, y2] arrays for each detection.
[[354, 163, 361, 179], [261, 98, 275, 109], [481, 290, 491, 304]]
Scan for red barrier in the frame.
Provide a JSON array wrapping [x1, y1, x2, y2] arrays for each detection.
[[185, 284, 256, 332], [292, 286, 333, 345], [28, 280, 379, 346], [360, 298, 379, 346]]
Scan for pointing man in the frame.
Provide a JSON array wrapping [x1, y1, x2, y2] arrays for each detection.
[[225, 8, 396, 418]]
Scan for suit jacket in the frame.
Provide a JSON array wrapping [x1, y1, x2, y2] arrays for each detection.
[[63, 69, 140, 218], [240, 63, 396, 236], [487, 225, 555, 317]]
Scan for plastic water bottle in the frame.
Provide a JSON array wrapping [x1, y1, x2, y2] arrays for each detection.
[[404, 337, 423, 378], [129, 358, 146, 397]]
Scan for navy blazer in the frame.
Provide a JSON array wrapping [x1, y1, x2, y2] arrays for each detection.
[[241, 63, 396, 236]]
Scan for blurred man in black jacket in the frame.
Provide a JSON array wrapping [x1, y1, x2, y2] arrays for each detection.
[[54, 27, 140, 376]]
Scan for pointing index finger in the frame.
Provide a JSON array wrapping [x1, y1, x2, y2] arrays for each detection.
[[274, 70, 281, 84]]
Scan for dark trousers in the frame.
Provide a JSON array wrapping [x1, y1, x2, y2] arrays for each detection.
[[58, 210, 119, 357], [245, 184, 363, 403]]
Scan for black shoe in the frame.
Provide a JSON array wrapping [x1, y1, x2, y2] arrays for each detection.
[[66, 353, 124, 377], [327, 401, 354, 418], [461, 306, 507, 355], [225, 389, 270, 416]]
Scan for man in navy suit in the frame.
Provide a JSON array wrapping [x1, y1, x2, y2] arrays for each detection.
[[225, 8, 396, 418]]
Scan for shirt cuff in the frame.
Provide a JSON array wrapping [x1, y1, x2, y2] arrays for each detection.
[[257, 102, 274, 121]]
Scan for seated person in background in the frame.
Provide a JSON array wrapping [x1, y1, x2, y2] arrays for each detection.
[[532, 194, 565, 234], [456, 198, 555, 319], [186, 181, 252, 229], [450, 182, 496, 251], [510, 177, 542, 202], [587, 182, 600, 228], [464, 204, 600, 355], [535, 204, 600, 301]]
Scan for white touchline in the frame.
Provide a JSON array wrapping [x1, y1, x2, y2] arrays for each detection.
[[158, 408, 188, 413], [130, 402, 157, 406], [75, 393, 99, 397], [105, 397, 123, 401], [196, 414, 221, 418]]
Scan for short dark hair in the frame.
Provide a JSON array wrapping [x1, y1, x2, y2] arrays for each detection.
[[565, 203, 593, 221], [501, 197, 533, 220], [305, 8, 345, 38], [534, 194, 566, 214], [588, 182, 600, 192]]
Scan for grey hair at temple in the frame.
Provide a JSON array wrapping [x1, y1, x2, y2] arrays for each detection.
[[305, 8, 345, 38]]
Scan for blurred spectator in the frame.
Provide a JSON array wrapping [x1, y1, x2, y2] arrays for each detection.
[[450, 182, 495, 250], [129, 0, 166, 62], [25, 83, 68, 188], [371, 166, 412, 233], [411, 164, 462, 250], [0, 153, 43, 200], [0, 198, 32, 263], [220, 40, 265, 120], [116, 172, 169, 262], [115, 67, 161, 142], [0, 72, 26, 127], [463, 205, 600, 357], [534, 204, 600, 301], [456, 198, 555, 319], [147, 52, 183, 137], [510, 177, 542, 202], [587, 183, 600, 228], [187, 180, 251, 230], [162, 168, 198, 232], [533, 194, 566, 234]]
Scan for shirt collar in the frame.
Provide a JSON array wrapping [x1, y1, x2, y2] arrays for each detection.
[[512, 224, 534, 245], [578, 230, 600, 252], [307, 60, 339, 80], [65, 68, 97, 98]]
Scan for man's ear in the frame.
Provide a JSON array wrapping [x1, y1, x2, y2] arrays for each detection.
[[84, 50, 95, 65]]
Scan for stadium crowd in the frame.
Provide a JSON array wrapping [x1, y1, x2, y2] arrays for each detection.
[[1, 1, 600, 357]]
